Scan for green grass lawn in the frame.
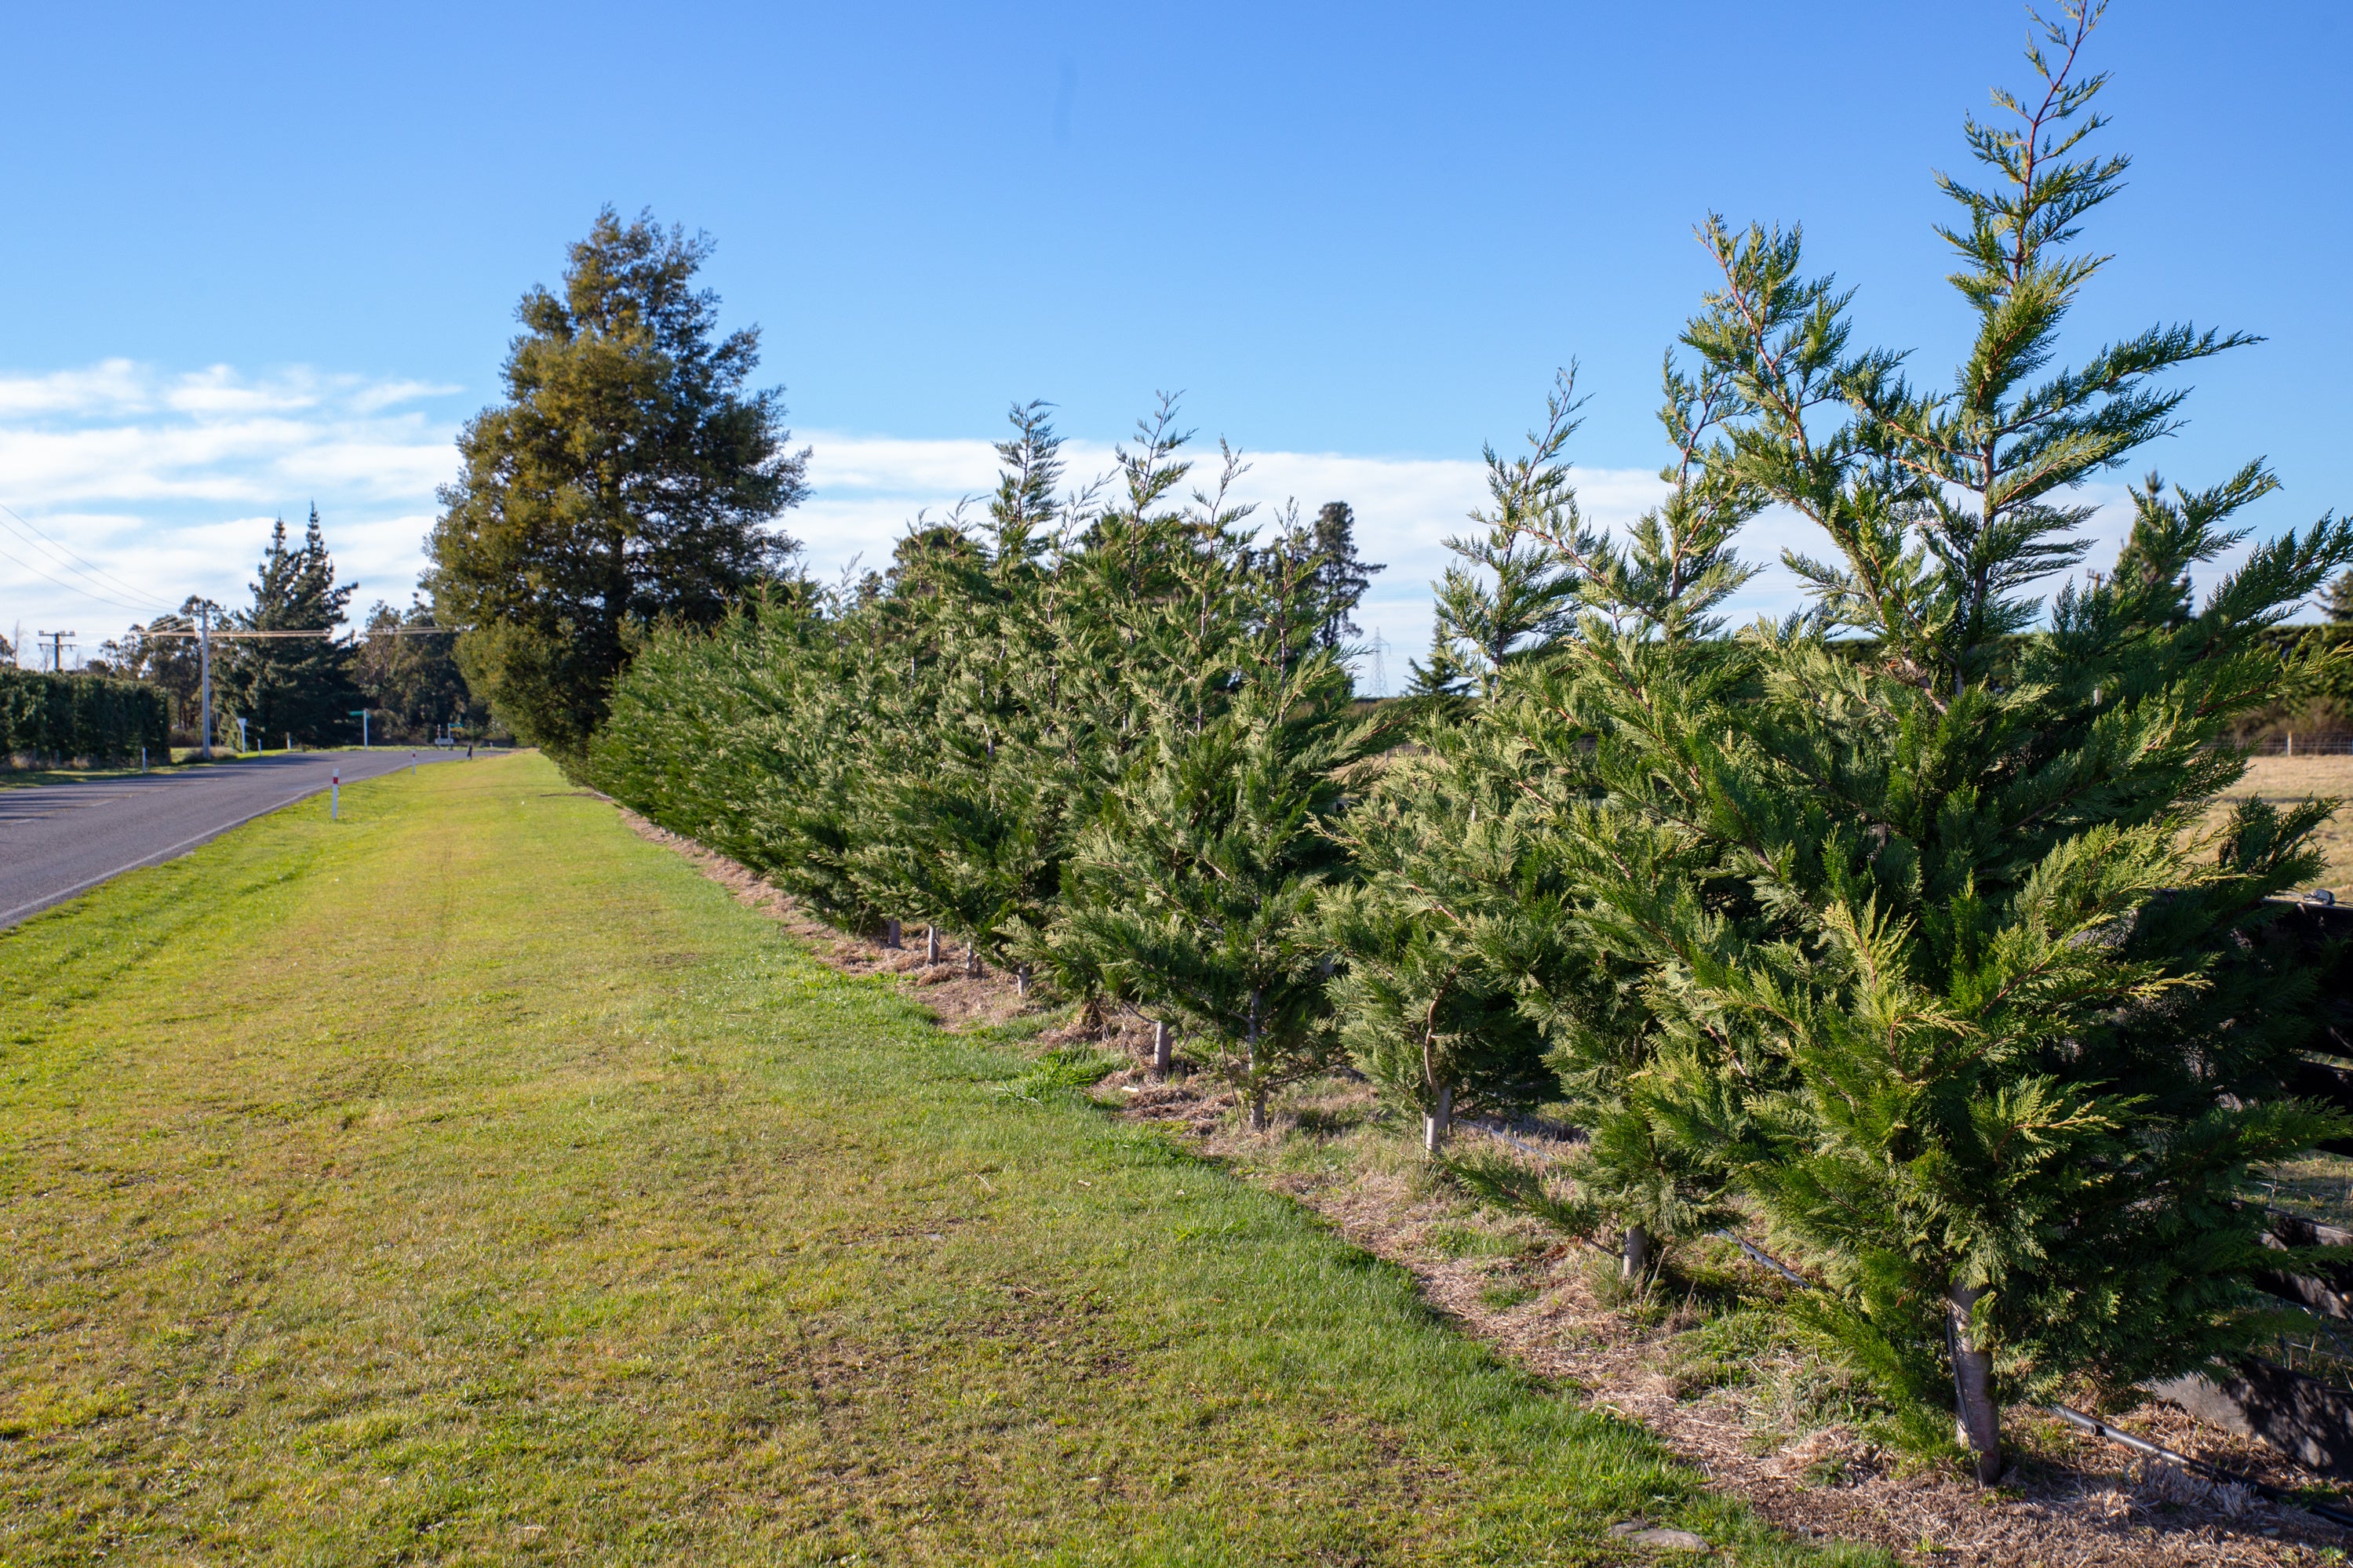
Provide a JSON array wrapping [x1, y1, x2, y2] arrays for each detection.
[[0, 753, 1877, 1566]]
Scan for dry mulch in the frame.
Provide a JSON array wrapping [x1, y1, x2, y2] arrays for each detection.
[[625, 809, 2353, 1566]]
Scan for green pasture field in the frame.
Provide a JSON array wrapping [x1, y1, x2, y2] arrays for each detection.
[[0, 752, 1875, 1565]]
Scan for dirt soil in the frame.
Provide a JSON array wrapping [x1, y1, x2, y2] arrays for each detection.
[[623, 809, 2353, 1566]]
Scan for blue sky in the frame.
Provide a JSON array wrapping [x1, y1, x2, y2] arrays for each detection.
[[2, 1, 2344, 676]]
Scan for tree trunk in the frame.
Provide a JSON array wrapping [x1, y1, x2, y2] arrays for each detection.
[[1946, 1282, 2004, 1484], [1422, 1083, 1455, 1156], [966, 948, 982, 978], [1245, 989, 1266, 1132], [882, 917, 901, 949], [1152, 1020, 1173, 1079], [927, 926, 940, 964], [1621, 1224, 1651, 1285]]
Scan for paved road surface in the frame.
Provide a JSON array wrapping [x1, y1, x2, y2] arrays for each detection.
[[0, 751, 470, 930]]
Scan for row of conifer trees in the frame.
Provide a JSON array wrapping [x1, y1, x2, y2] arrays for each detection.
[[588, 5, 2351, 1486]]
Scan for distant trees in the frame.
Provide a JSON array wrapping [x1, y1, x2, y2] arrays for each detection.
[[351, 599, 470, 739], [428, 207, 810, 767], [97, 596, 215, 740], [223, 508, 360, 747], [2322, 569, 2353, 624]]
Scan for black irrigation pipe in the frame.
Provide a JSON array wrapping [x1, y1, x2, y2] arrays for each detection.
[[1458, 1120, 2353, 1524], [1711, 1229, 1813, 1289], [2045, 1405, 2353, 1532]]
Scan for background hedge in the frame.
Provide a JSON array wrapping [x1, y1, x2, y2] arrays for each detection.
[[0, 668, 173, 766]]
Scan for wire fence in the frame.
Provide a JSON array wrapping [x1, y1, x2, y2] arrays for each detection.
[[2271, 1324, 2353, 1396], [2220, 733, 2353, 756]]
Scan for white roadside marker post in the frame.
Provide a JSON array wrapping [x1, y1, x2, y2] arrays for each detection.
[[332, 768, 340, 821]]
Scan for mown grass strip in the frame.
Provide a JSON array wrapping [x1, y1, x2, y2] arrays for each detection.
[[0, 753, 1881, 1564]]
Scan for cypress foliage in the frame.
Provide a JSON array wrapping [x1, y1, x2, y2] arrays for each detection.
[[579, 14, 2352, 1487], [1573, 3, 2353, 1480], [1052, 649, 1375, 1130], [1408, 373, 1586, 698], [1324, 410, 1598, 1153], [854, 407, 1093, 977], [1469, 353, 1768, 1281]]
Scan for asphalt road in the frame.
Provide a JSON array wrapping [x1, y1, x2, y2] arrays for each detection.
[[0, 750, 471, 930]]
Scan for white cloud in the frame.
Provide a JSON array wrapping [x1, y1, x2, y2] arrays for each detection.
[[0, 362, 465, 658], [0, 359, 2276, 679]]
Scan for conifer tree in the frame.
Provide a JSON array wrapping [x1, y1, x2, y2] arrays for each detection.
[[429, 208, 807, 766], [1018, 400, 1211, 1029], [1047, 415, 1386, 1122], [1408, 373, 1585, 697], [1590, 3, 2353, 1480], [224, 507, 359, 745], [1052, 649, 1374, 1129], [1323, 403, 1610, 1154], [1322, 725, 1561, 1155], [1461, 355, 1765, 1279], [1310, 501, 1383, 653], [858, 406, 1090, 980]]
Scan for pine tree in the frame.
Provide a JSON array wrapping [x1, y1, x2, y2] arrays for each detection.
[[428, 208, 808, 766], [1600, 3, 2353, 1481], [224, 508, 359, 745], [1310, 501, 1383, 653]]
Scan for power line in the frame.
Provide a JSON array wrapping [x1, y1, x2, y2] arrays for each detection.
[[0, 501, 173, 611], [0, 535, 161, 617], [135, 628, 334, 639]]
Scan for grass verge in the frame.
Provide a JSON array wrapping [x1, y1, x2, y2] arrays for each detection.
[[0, 753, 1876, 1565]]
